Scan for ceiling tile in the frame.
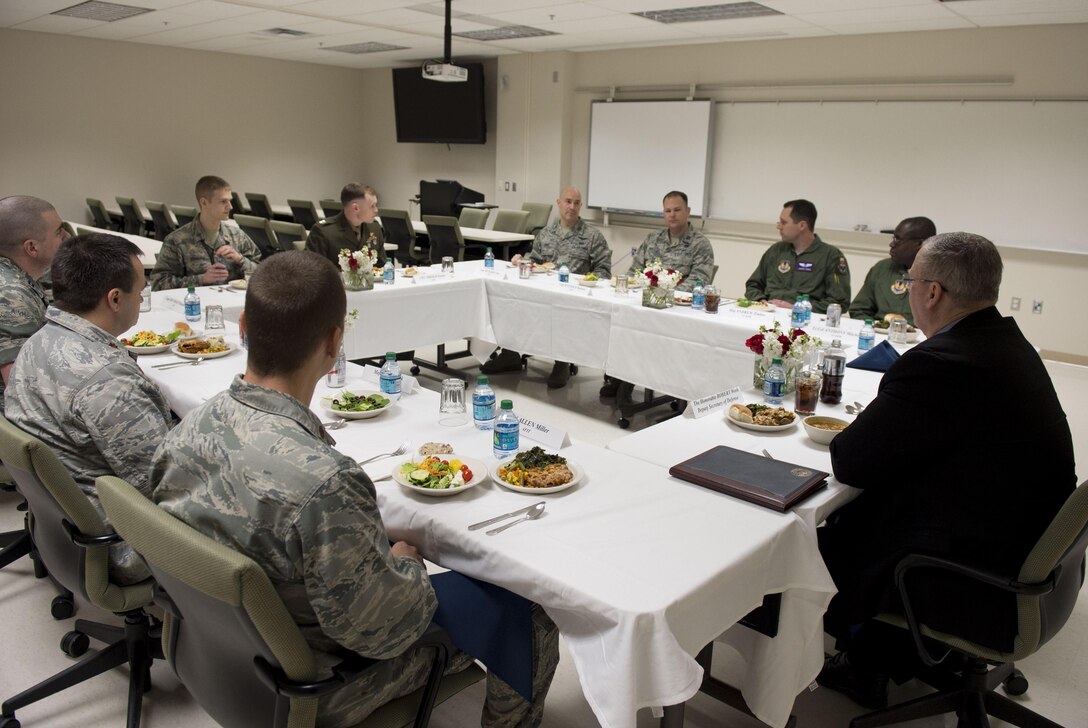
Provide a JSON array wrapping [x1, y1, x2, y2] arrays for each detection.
[[827, 16, 980, 36], [13, 14, 104, 33], [972, 9, 1088, 26]]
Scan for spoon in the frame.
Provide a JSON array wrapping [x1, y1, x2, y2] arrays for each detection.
[[486, 503, 546, 535]]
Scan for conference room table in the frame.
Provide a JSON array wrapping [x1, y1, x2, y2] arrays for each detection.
[[123, 291, 895, 728], [69, 221, 162, 268], [410, 220, 534, 260]]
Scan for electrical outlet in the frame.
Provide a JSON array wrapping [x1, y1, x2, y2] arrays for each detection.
[[1011, 297, 1020, 311], [503, 181, 510, 191], [1032, 300, 1043, 314], [512, 182, 517, 191]]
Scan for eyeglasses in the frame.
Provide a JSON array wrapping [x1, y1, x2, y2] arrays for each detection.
[[904, 277, 949, 293]]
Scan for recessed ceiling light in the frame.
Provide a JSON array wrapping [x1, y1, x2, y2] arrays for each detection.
[[635, 2, 782, 24], [52, 1, 153, 23], [454, 26, 557, 41]]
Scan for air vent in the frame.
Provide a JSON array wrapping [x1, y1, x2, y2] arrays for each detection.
[[255, 27, 314, 38], [52, 1, 152, 22], [323, 42, 410, 54], [454, 25, 556, 41], [634, 2, 781, 24]]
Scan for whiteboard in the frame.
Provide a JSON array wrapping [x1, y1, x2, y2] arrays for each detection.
[[587, 100, 713, 217], [712, 100, 1088, 254]]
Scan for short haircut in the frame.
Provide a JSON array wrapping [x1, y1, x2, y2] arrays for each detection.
[[195, 175, 230, 203], [0, 195, 56, 256], [52, 233, 143, 314], [784, 199, 818, 229], [244, 250, 346, 377], [341, 183, 376, 207], [900, 216, 937, 240], [917, 232, 1002, 306], [663, 190, 688, 206]]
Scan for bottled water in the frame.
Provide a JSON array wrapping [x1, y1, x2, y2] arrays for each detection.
[[493, 399, 520, 460], [691, 280, 706, 310], [858, 319, 876, 352], [472, 375, 496, 430], [790, 298, 805, 328], [801, 294, 813, 325], [558, 261, 570, 283], [379, 352, 402, 397], [327, 344, 346, 388], [484, 247, 495, 270], [820, 339, 846, 404], [763, 356, 786, 405], [184, 287, 201, 323], [382, 258, 394, 284]]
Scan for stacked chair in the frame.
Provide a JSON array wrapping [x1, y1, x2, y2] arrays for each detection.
[[144, 201, 177, 241], [234, 214, 280, 259]]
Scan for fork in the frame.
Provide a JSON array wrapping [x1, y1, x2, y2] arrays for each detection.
[[358, 442, 409, 466], [321, 420, 348, 430], [152, 357, 205, 370]]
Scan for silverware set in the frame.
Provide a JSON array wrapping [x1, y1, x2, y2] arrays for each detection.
[[469, 502, 546, 535], [845, 401, 867, 415]]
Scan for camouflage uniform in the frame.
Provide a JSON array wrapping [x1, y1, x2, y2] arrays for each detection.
[[151, 376, 557, 728], [626, 224, 715, 293], [0, 255, 48, 414], [848, 257, 913, 324], [744, 235, 851, 314], [307, 214, 387, 267], [528, 219, 611, 277], [151, 219, 261, 291], [5, 307, 173, 583]]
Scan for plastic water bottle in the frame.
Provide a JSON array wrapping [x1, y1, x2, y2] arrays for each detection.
[[184, 287, 201, 323], [379, 352, 402, 397], [790, 298, 805, 328], [493, 399, 520, 460], [484, 247, 495, 270], [327, 344, 346, 388], [801, 294, 813, 325], [820, 339, 846, 404], [382, 258, 394, 285], [691, 280, 705, 310], [558, 261, 570, 283], [472, 375, 496, 430], [763, 356, 786, 405], [858, 319, 876, 351]]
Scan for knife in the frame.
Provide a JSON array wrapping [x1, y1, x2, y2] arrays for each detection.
[[468, 501, 546, 531]]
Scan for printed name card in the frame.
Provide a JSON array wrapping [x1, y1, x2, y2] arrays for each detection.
[[805, 317, 864, 341], [688, 386, 744, 419], [518, 416, 570, 450], [724, 306, 776, 321]]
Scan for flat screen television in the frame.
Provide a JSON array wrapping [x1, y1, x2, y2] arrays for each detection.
[[392, 63, 487, 144]]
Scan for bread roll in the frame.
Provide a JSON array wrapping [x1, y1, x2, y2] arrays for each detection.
[[884, 313, 906, 322], [729, 404, 754, 424]]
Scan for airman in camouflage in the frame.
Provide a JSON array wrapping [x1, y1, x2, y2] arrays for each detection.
[[152, 252, 557, 727], [151, 175, 261, 291], [307, 183, 387, 267], [625, 191, 715, 294], [849, 217, 935, 325], [0, 196, 70, 412], [6, 235, 172, 584]]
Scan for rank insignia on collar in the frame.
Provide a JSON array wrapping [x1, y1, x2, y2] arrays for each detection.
[[777, 260, 791, 274]]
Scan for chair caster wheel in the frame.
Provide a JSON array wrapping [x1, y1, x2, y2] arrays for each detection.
[[1, 715, 22, 727], [570, 365, 579, 375], [410, 366, 420, 375], [618, 418, 631, 429], [51, 595, 74, 620], [670, 399, 681, 411], [1003, 669, 1028, 696], [60, 630, 89, 657]]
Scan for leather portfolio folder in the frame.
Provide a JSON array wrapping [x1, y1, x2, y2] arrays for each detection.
[[669, 445, 828, 512]]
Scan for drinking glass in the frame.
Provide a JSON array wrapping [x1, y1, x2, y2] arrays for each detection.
[[519, 261, 533, 279], [889, 318, 908, 343], [439, 378, 468, 426], [704, 286, 720, 313], [441, 256, 455, 275], [205, 304, 225, 333], [140, 283, 152, 312], [794, 371, 821, 416], [614, 275, 628, 294]]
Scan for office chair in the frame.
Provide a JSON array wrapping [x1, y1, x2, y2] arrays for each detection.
[[230, 191, 248, 217], [234, 214, 280, 259], [245, 193, 274, 220], [851, 480, 1088, 728], [145, 200, 177, 241], [270, 220, 307, 251], [491, 209, 531, 234], [378, 208, 424, 263], [520, 202, 552, 235], [97, 475, 485, 728], [115, 196, 149, 237], [457, 207, 489, 229], [287, 199, 320, 230], [0, 416, 158, 728], [319, 198, 343, 216], [85, 198, 120, 231], [421, 216, 465, 264], [170, 204, 197, 228]]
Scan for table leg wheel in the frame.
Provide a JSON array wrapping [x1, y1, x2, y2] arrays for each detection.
[[618, 417, 630, 429], [670, 399, 681, 411], [410, 366, 420, 375], [569, 364, 579, 375]]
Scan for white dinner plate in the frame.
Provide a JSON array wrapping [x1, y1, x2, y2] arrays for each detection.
[[392, 454, 487, 497], [729, 301, 774, 311], [229, 279, 248, 290], [577, 277, 602, 287], [490, 458, 584, 494], [726, 409, 799, 432], [673, 293, 693, 306], [171, 342, 234, 360], [320, 390, 396, 420], [125, 343, 171, 355]]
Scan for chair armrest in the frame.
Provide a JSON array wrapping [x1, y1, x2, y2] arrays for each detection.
[[62, 518, 123, 547]]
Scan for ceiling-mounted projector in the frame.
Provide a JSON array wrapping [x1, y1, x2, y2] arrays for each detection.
[[423, 62, 468, 82]]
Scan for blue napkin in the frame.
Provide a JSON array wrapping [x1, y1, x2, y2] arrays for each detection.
[[430, 571, 533, 701], [847, 340, 901, 372]]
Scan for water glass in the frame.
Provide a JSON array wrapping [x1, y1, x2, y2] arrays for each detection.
[[441, 256, 455, 275], [518, 260, 533, 279], [889, 318, 908, 343], [825, 303, 842, 328], [614, 275, 628, 294], [205, 304, 225, 333], [439, 378, 468, 426], [140, 283, 152, 312]]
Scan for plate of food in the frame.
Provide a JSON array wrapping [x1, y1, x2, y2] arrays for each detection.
[[172, 322, 202, 339], [320, 389, 395, 420], [532, 261, 556, 275], [171, 336, 233, 359], [491, 446, 583, 494], [121, 329, 182, 354], [402, 266, 418, 277], [229, 278, 248, 290], [578, 273, 602, 287], [611, 276, 642, 289], [732, 298, 774, 311], [673, 291, 693, 306], [726, 403, 799, 432], [393, 453, 487, 496]]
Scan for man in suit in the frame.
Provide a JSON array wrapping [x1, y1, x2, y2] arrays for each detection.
[[306, 183, 387, 268], [816, 232, 1076, 708]]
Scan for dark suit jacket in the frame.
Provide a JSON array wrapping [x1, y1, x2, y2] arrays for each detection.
[[305, 213, 387, 267], [819, 306, 1075, 651]]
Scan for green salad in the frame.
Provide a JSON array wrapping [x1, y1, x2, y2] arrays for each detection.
[[330, 392, 391, 413]]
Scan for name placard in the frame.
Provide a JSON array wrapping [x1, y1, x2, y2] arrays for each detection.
[[688, 386, 744, 419], [518, 416, 570, 450], [805, 317, 864, 340], [723, 306, 777, 322]]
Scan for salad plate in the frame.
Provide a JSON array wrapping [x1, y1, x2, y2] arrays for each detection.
[[320, 390, 396, 420], [392, 454, 487, 496]]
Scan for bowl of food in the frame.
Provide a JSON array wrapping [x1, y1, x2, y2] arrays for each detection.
[[320, 389, 395, 420], [578, 273, 601, 287], [803, 416, 850, 445]]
